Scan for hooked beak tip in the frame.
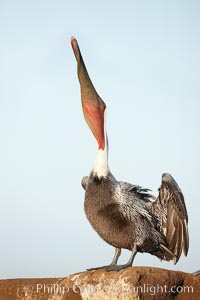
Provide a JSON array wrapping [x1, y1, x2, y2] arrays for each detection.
[[71, 37, 79, 61], [71, 36, 76, 43]]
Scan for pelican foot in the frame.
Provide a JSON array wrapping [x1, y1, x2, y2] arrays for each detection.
[[87, 265, 109, 271], [106, 264, 131, 272]]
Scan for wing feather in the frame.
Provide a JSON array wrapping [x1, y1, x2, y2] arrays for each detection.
[[153, 173, 189, 264], [182, 219, 189, 256]]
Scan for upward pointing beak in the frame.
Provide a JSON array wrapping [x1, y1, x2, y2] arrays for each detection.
[[71, 37, 106, 150]]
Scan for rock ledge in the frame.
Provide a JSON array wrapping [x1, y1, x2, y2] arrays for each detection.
[[0, 267, 199, 300]]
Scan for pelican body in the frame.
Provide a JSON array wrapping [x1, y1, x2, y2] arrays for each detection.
[[71, 37, 189, 271]]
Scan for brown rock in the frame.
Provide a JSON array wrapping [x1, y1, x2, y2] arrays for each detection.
[[0, 267, 199, 300]]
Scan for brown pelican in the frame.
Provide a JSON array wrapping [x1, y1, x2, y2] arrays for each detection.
[[71, 37, 189, 271]]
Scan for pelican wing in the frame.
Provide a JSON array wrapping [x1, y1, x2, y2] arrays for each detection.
[[153, 173, 189, 263]]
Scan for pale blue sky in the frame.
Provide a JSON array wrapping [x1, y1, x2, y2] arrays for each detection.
[[0, 0, 200, 279]]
